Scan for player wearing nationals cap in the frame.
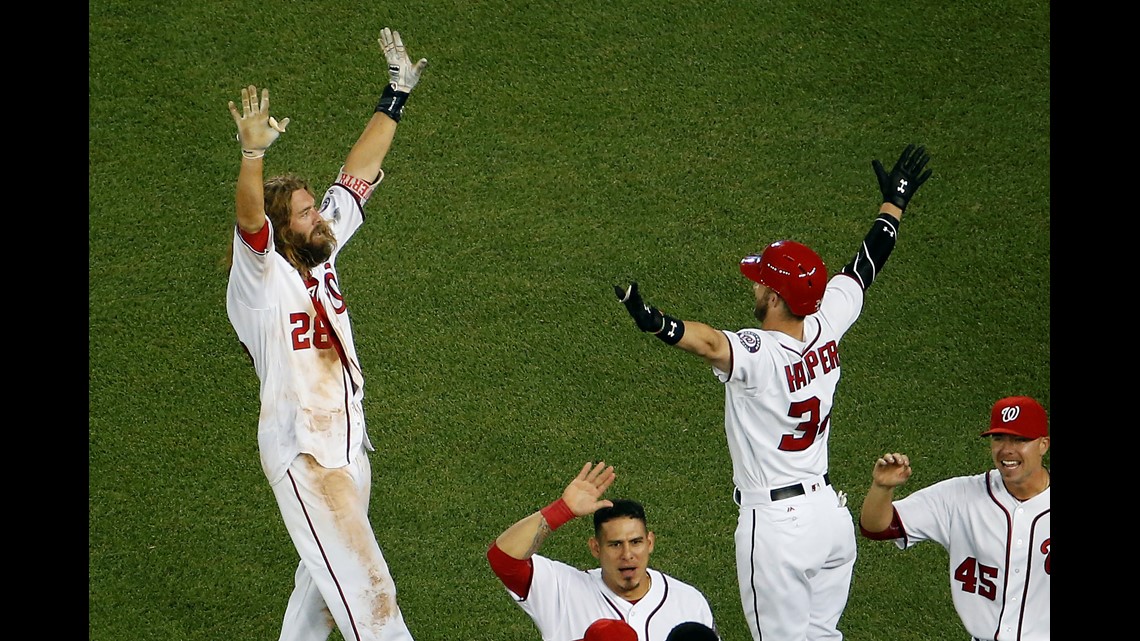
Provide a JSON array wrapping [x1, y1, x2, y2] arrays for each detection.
[[487, 462, 719, 641], [859, 396, 1051, 641], [225, 27, 427, 641], [615, 144, 933, 641]]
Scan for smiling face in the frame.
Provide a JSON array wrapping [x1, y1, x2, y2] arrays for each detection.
[[589, 516, 655, 599], [990, 434, 1050, 498]]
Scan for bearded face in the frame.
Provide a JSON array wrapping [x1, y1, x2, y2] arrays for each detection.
[[282, 219, 336, 270], [753, 299, 768, 324]]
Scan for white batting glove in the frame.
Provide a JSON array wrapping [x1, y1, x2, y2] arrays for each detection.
[[379, 28, 428, 93], [227, 84, 290, 159]]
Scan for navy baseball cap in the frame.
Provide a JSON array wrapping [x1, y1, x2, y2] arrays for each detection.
[[981, 396, 1048, 439], [667, 621, 720, 641]]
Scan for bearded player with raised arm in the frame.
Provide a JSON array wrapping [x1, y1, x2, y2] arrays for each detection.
[[615, 145, 932, 641], [225, 27, 427, 641]]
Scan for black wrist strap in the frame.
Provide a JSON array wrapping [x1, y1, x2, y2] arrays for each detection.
[[656, 315, 685, 345], [375, 84, 409, 122]]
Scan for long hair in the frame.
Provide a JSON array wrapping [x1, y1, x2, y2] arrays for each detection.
[[223, 173, 315, 273], [263, 173, 314, 271]]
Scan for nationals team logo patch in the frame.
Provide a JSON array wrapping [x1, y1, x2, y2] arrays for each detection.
[[737, 330, 762, 353]]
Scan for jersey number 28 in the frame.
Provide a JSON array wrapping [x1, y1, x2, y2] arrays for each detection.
[[290, 312, 333, 350]]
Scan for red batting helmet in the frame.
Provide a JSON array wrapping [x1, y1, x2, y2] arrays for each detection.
[[581, 619, 637, 641], [739, 240, 827, 316]]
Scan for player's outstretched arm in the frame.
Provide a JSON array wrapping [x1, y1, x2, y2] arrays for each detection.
[[342, 27, 429, 183], [227, 84, 290, 232], [614, 282, 730, 370], [858, 452, 912, 534], [838, 144, 933, 291], [494, 461, 616, 560]]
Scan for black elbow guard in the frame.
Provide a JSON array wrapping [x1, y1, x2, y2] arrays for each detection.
[[840, 214, 899, 291]]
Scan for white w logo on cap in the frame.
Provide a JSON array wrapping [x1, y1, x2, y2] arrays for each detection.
[[1001, 405, 1022, 423]]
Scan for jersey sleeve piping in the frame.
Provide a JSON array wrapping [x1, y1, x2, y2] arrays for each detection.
[[859, 507, 907, 542], [237, 221, 270, 253], [333, 167, 384, 215]]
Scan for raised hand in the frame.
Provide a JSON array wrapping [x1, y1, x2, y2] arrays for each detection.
[[872, 144, 932, 211], [562, 461, 616, 517], [615, 281, 666, 333], [228, 85, 290, 159], [379, 27, 429, 93], [871, 452, 913, 489]]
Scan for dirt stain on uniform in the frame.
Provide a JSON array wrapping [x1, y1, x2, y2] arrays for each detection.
[[366, 568, 395, 630], [313, 343, 344, 398], [302, 406, 340, 432], [297, 332, 349, 435], [307, 460, 397, 632]]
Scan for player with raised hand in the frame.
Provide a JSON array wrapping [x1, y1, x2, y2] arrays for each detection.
[[225, 26, 427, 641], [615, 144, 932, 641], [859, 396, 1051, 641], [487, 462, 719, 641]]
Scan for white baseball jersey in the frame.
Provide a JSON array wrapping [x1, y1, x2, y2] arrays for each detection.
[[227, 168, 417, 641], [714, 274, 863, 493], [227, 169, 379, 484], [713, 273, 864, 641], [506, 555, 716, 641], [891, 470, 1051, 641]]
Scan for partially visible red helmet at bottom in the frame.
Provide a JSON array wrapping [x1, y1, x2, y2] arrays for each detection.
[[740, 240, 827, 316], [578, 618, 637, 641]]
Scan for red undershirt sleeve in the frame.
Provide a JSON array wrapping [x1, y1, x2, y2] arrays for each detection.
[[859, 506, 906, 541], [486, 541, 534, 598], [238, 222, 270, 252]]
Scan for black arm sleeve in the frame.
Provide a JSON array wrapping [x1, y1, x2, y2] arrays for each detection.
[[839, 213, 899, 291]]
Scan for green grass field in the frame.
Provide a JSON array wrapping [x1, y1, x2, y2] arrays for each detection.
[[89, 1, 1049, 639]]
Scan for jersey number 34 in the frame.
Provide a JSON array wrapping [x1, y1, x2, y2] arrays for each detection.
[[780, 397, 830, 452]]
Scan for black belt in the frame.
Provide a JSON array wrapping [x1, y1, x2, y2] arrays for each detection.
[[769, 473, 830, 501]]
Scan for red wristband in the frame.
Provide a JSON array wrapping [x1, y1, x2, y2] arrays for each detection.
[[540, 498, 576, 531]]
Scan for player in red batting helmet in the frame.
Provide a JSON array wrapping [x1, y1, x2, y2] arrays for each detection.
[[739, 240, 827, 317], [616, 144, 934, 641]]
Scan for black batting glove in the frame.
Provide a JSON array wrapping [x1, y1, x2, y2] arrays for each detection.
[[615, 282, 686, 345], [872, 144, 933, 211], [615, 282, 665, 333]]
